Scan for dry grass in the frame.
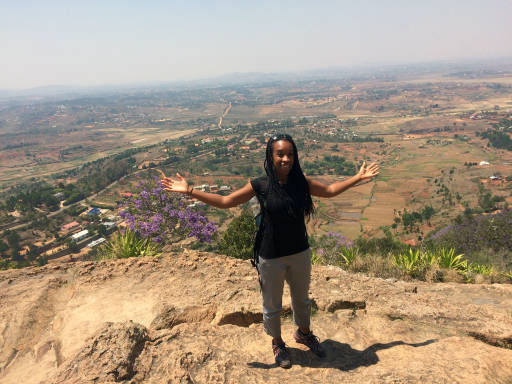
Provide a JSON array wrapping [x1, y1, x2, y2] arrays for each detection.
[[317, 253, 511, 284], [347, 254, 403, 280]]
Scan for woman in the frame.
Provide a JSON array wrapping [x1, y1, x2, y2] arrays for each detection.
[[161, 133, 379, 368]]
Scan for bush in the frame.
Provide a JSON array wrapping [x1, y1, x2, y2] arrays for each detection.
[[426, 209, 512, 265], [354, 229, 407, 256], [392, 248, 467, 278], [436, 248, 467, 270], [37, 255, 48, 266], [392, 248, 423, 277], [217, 208, 257, 260]]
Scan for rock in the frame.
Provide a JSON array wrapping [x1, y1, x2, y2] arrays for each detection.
[[150, 304, 217, 330], [325, 299, 366, 312], [50, 321, 149, 383], [0, 251, 511, 383]]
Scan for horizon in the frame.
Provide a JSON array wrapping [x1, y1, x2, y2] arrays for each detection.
[[2, 56, 512, 98], [3, 1, 512, 90]]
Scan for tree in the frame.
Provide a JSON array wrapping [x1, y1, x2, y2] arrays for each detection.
[[66, 239, 80, 254], [478, 191, 495, 212], [0, 240, 8, 255], [27, 244, 40, 262], [421, 205, 435, 222], [98, 225, 108, 237], [118, 177, 216, 244], [217, 208, 257, 260], [6, 231, 20, 249], [11, 246, 22, 263]]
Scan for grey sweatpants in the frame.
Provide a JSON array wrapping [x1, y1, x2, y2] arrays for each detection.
[[258, 248, 312, 338]]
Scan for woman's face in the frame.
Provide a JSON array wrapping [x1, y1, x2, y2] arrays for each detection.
[[272, 139, 294, 178]]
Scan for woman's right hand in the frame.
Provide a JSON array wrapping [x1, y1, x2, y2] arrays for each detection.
[[357, 161, 379, 180], [159, 170, 190, 194]]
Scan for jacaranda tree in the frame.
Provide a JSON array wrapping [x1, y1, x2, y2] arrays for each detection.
[[118, 176, 217, 244]]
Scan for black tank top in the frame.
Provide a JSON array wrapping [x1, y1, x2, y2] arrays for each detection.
[[251, 176, 309, 259]]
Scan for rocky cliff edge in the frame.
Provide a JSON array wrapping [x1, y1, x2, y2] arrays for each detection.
[[1, 250, 511, 383]]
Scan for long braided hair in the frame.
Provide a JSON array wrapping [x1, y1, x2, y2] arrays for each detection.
[[263, 134, 315, 220]]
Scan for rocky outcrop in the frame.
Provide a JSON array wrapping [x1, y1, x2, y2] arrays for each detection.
[[52, 321, 149, 383], [0, 249, 511, 383]]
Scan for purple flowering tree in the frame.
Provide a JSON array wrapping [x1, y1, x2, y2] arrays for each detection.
[[118, 176, 216, 244], [428, 209, 512, 261]]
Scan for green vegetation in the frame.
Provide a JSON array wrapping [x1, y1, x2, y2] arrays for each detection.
[[392, 248, 466, 278], [308, 224, 512, 283], [3, 183, 60, 213], [303, 155, 356, 175], [393, 205, 435, 232], [62, 157, 135, 205], [478, 129, 512, 151], [476, 184, 505, 212], [217, 208, 257, 260], [94, 230, 162, 260]]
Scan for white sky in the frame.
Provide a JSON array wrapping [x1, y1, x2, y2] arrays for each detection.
[[2, 0, 511, 89]]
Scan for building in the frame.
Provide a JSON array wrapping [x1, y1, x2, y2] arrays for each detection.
[[87, 238, 106, 248], [193, 184, 210, 192], [71, 229, 89, 242], [219, 185, 232, 196], [62, 221, 80, 233], [87, 207, 101, 216], [102, 222, 117, 233]]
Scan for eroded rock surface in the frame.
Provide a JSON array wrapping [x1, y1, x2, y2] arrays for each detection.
[[0, 249, 511, 383], [52, 321, 148, 383]]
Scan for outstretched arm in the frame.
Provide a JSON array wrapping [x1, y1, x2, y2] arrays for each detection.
[[307, 161, 379, 198], [159, 171, 255, 209]]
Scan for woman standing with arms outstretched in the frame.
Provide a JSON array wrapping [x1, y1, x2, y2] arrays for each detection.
[[161, 134, 379, 368]]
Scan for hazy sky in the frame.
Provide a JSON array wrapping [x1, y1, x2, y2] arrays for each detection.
[[2, 0, 511, 89]]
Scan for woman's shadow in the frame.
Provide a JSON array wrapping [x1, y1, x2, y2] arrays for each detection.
[[247, 339, 437, 370]]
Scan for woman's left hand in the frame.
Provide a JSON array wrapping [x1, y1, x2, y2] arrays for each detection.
[[358, 161, 379, 180]]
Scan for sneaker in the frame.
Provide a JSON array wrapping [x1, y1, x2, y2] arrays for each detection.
[[293, 329, 326, 357], [272, 341, 292, 368]]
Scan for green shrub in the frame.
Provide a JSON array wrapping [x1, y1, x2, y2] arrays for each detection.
[[311, 250, 323, 265], [392, 247, 468, 279], [393, 248, 421, 276], [217, 208, 257, 260], [437, 248, 467, 270], [354, 229, 407, 256], [340, 246, 359, 266], [467, 262, 494, 275], [37, 255, 48, 266]]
